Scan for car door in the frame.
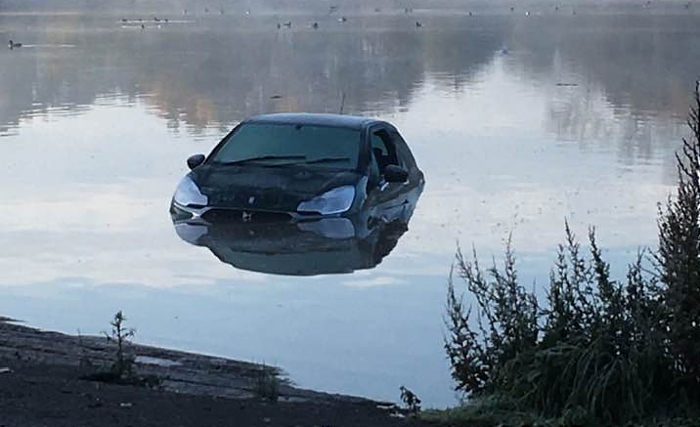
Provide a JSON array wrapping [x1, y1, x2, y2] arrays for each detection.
[[363, 125, 413, 223]]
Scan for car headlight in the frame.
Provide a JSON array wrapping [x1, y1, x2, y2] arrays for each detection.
[[173, 176, 208, 207], [297, 185, 355, 215]]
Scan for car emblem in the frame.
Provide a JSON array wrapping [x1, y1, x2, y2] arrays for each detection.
[[248, 196, 256, 204], [242, 211, 253, 222]]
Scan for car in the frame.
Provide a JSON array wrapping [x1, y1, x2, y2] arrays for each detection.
[[170, 113, 425, 225], [172, 214, 415, 276]]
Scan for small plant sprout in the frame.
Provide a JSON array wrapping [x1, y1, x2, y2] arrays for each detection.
[[104, 310, 136, 379], [81, 310, 160, 388], [254, 362, 280, 402], [400, 385, 421, 413]]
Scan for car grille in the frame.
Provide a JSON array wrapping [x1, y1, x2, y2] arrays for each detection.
[[207, 191, 305, 212], [201, 209, 292, 223]]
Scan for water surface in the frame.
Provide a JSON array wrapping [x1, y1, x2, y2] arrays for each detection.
[[1, 6, 698, 407]]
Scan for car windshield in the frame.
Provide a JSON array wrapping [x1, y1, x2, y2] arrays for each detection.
[[210, 123, 361, 170]]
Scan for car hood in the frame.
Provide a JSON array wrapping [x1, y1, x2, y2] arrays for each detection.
[[190, 165, 361, 212]]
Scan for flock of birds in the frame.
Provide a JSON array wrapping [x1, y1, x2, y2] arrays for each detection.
[[7, 1, 695, 48], [268, 0, 695, 32], [275, 14, 349, 30], [272, 5, 422, 30], [120, 15, 187, 30]]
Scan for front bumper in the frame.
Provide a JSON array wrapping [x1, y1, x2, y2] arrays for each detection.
[[170, 201, 357, 240], [170, 199, 354, 224]]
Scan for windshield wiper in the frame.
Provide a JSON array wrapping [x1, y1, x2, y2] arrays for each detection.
[[215, 156, 351, 167], [215, 155, 306, 166], [303, 157, 351, 164]]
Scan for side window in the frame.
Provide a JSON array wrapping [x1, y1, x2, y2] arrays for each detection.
[[371, 129, 400, 171], [390, 131, 416, 170]]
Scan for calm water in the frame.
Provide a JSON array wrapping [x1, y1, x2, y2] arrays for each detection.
[[1, 5, 698, 407]]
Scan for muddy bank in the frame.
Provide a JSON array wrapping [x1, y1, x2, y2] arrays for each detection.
[[0, 317, 425, 427], [0, 316, 350, 402]]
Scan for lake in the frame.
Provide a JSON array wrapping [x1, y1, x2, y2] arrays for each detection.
[[1, 3, 698, 408]]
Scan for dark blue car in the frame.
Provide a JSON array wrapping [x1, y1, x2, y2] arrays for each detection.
[[172, 215, 413, 276], [170, 113, 424, 225]]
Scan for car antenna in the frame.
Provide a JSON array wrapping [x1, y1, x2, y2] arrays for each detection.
[[338, 91, 346, 114]]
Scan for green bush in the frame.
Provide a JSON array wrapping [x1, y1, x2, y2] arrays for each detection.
[[443, 82, 700, 425], [254, 363, 280, 402], [656, 81, 700, 392]]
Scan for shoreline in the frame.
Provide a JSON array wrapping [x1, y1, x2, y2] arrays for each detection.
[[0, 316, 424, 426], [0, 316, 376, 403]]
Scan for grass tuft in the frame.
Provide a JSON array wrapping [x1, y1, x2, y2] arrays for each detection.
[[254, 363, 280, 402]]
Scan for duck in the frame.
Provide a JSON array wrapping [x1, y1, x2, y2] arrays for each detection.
[[8, 40, 22, 49], [312, 22, 319, 29], [338, 16, 347, 23], [415, 21, 422, 27]]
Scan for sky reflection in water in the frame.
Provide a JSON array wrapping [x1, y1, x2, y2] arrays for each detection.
[[1, 8, 698, 407]]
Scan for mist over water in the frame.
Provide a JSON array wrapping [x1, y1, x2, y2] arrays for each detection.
[[1, 2, 698, 407]]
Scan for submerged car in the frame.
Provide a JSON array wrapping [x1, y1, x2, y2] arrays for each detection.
[[170, 113, 425, 223], [172, 213, 416, 276]]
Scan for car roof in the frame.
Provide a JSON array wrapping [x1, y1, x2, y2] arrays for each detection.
[[245, 113, 382, 130]]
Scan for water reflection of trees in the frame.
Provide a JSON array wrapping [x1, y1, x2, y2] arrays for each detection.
[[3, 8, 699, 166], [504, 13, 698, 168], [0, 13, 506, 134]]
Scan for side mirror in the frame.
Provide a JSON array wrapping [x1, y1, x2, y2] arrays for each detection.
[[383, 164, 409, 183], [186, 154, 206, 170]]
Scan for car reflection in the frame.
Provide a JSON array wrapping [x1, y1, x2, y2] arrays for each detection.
[[171, 186, 422, 276]]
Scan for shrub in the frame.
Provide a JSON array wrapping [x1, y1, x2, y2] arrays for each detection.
[[443, 82, 700, 425], [656, 81, 700, 394]]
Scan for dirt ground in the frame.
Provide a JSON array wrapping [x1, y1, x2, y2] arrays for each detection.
[[0, 317, 431, 427]]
